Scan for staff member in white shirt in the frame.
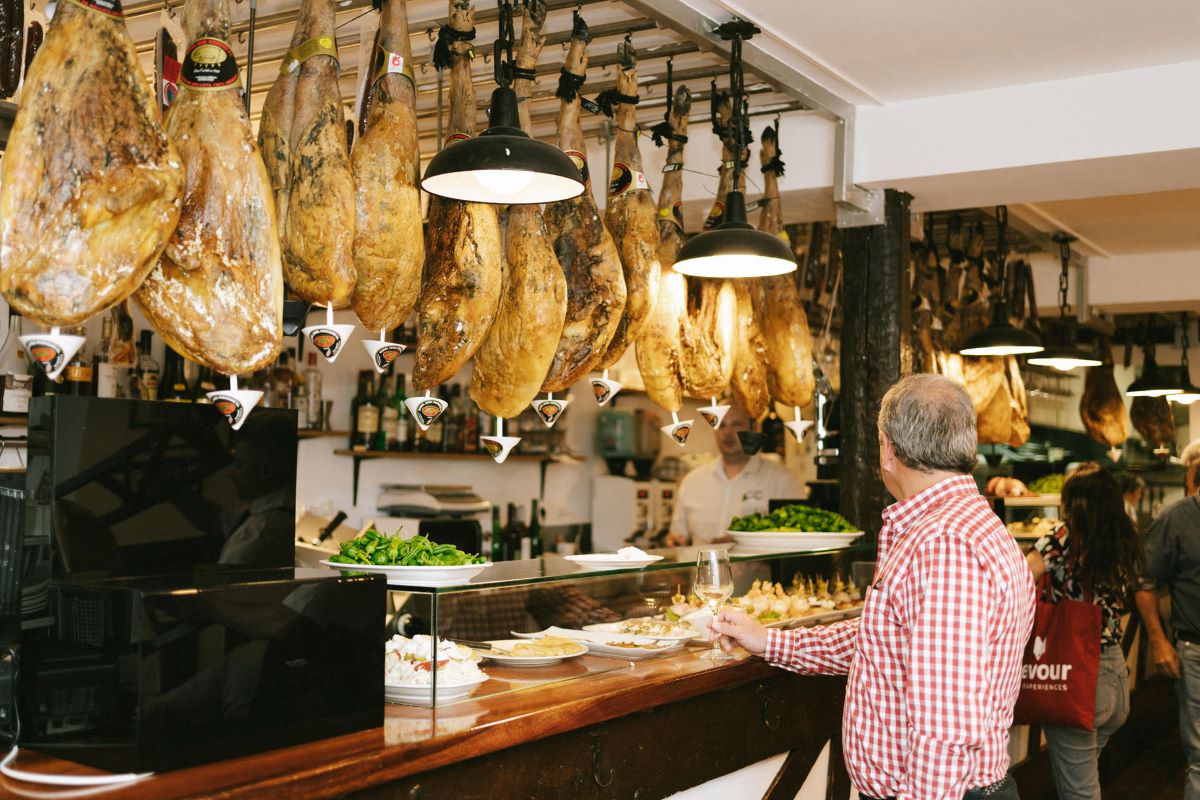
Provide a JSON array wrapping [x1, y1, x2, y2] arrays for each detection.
[[666, 403, 803, 545]]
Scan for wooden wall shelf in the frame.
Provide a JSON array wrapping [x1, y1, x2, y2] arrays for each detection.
[[333, 449, 547, 502]]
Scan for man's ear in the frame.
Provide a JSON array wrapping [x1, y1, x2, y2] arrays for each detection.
[[879, 433, 896, 471]]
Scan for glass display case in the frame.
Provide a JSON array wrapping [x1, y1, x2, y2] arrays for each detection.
[[348, 545, 876, 707]]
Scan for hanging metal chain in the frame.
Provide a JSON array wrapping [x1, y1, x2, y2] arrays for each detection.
[[1182, 313, 1192, 375], [493, 0, 516, 88], [728, 34, 745, 189]]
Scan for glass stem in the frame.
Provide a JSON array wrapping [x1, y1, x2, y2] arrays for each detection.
[[709, 601, 721, 656]]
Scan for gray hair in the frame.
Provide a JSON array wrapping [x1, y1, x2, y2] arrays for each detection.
[[878, 374, 978, 474]]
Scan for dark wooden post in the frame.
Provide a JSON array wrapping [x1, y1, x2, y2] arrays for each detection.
[[838, 190, 913, 540]]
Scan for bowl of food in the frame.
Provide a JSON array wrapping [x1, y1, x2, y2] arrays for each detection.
[[322, 529, 492, 587], [384, 635, 488, 706], [727, 504, 862, 551]]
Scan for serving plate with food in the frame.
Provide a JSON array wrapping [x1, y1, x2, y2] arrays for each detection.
[[322, 529, 492, 586], [581, 618, 701, 643], [563, 546, 664, 569], [511, 626, 686, 659], [384, 635, 488, 706], [474, 637, 589, 667], [727, 504, 862, 551]]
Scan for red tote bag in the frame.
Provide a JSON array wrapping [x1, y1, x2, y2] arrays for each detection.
[[1012, 575, 1102, 730]]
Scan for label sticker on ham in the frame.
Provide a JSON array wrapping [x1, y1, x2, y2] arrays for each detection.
[[163, 55, 180, 108], [580, 97, 603, 115], [444, 132, 470, 147], [565, 150, 590, 186], [662, 163, 683, 173], [608, 163, 633, 197], [634, 171, 650, 191], [181, 39, 240, 90], [371, 45, 416, 88], [282, 36, 339, 74], [704, 201, 725, 230], [67, 0, 123, 17]]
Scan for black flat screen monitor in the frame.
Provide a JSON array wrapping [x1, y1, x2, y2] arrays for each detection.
[[27, 396, 297, 585]]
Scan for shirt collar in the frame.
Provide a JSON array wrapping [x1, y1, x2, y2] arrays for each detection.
[[712, 455, 762, 482], [881, 474, 979, 533]]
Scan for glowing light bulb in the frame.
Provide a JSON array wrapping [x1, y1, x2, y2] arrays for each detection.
[[473, 168, 534, 197]]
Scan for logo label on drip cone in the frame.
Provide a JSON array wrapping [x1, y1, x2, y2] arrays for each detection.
[[373, 345, 403, 370], [310, 329, 342, 358], [592, 380, 612, 404], [482, 439, 504, 458], [416, 400, 445, 427], [671, 424, 692, 445], [27, 341, 64, 374], [534, 400, 565, 426], [700, 409, 718, 427], [214, 396, 244, 426]]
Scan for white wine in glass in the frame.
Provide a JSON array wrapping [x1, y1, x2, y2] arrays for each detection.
[[694, 548, 734, 662]]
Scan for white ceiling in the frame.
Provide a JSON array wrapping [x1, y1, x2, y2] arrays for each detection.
[[715, 0, 1200, 102], [1022, 189, 1200, 256]]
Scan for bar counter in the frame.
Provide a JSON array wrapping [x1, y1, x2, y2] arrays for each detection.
[[2, 646, 850, 799]]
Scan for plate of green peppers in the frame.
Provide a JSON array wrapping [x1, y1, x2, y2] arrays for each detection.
[[322, 529, 492, 587]]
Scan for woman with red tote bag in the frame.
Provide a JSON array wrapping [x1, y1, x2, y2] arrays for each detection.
[[1024, 463, 1146, 800]]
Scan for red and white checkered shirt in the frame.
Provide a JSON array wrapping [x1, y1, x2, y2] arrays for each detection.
[[764, 475, 1035, 800]]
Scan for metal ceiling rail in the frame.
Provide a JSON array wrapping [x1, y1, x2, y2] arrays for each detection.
[[618, 0, 881, 227]]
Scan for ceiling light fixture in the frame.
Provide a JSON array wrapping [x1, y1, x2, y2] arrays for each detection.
[[959, 207, 1044, 357], [672, 19, 796, 279], [1171, 314, 1200, 404], [421, 0, 584, 204], [1126, 327, 1182, 397], [1028, 233, 1101, 371]]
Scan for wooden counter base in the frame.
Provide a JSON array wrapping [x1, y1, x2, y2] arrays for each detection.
[[2, 648, 849, 800]]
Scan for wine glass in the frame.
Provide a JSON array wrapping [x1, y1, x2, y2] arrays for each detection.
[[694, 548, 734, 662]]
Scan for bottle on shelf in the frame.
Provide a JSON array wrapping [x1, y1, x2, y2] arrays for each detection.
[[272, 349, 295, 409], [108, 303, 137, 399], [463, 397, 479, 453], [64, 332, 92, 396], [490, 505, 503, 563], [529, 498, 543, 558], [161, 348, 190, 402], [0, 309, 30, 414], [192, 366, 217, 403], [515, 503, 531, 560], [443, 384, 463, 452], [92, 314, 113, 397], [304, 352, 323, 430], [425, 386, 446, 452], [501, 503, 520, 561], [390, 373, 408, 451], [372, 372, 393, 452], [349, 370, 377, 451], [136, 331, 160, 401]]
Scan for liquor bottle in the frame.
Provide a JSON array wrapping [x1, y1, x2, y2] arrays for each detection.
[[91, 314, 112, 397], [64, 334, 92, 396], [443, 384, 462, 452], [349, 371, 377, 451], [529, 498, 543, 558], [192, 366, 217, 403], [304, 352, 322, 430], [515, 503, 531, 560], [490, 505, 503, 563], [272, 349, 295, 409], [371, 373, 392, 451], [108, 303, 137, 399], [425, 386, 445, 452], [390, 373, 408, 451], [501, 503, 519, 561], [161, 348, 190, 402], [294, 381, 309, 429], [463, 397, 479, 453], [137, 331, 160, 401], [0, 310, 30, 414]]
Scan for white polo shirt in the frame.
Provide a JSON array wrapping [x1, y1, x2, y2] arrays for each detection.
[[669, 455, 804, 544]]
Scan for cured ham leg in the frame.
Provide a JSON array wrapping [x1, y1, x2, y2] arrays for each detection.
[[730, 282, 771, 420], [963, 355, 1030, 447], [754, 124, 814, 408], [1080, 364, 1128, 454], [469, 0, 566, 418], [413, 0, 502, 389], [281, 0, 356, 307], [350, 0, 423, 332], [634, 84, 690, 412], [597, 40, 660, 367], [541, 16, 625, 392], [134, 0, 282, 375], [0, 0, 184, 325]]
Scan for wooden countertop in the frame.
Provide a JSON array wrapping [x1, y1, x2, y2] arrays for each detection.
[[2, 647, 799, 799]]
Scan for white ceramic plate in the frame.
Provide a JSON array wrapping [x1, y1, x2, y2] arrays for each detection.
[[563, 553, 664, 569], [476, 639, 589, 667], [384, 675, 488, 706], [727, 531, 862, 552], [582, 621, 701, 643], [321, 560, 492, 587], [511, 626, 685, 659]]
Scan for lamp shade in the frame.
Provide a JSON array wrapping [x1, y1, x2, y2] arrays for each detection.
[[672, 192, 796, 278], [959, 302, 1044, 356], [1169, 365, 1200, 405], [1125, 362, 1183, 397], [1027, 344, 1102, 371], [422, 87, 584, 204]]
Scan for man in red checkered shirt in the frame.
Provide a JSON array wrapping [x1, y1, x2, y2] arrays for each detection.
[[713, 375, 1036, 800]]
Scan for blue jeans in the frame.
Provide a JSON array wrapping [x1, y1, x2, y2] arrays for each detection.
[[1179, 640, 1200, 800], [1043, 646, 1130, 800]]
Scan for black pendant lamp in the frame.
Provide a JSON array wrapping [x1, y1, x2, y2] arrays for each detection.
[[959, 207, 1044, 357], [1171, 315, 1200, 405], [421, 0, 584, 204], [673, 20, 796, 279], [1027, 234, 1101, 370], [1126, 333, 1182, 398]]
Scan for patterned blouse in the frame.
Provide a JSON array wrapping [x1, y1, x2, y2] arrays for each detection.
[[1034, 524, 1126, 647]]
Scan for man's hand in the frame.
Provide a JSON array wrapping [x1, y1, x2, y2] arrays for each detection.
[[711, 608, 768, 656], [1150, 633, 1182, 679]]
